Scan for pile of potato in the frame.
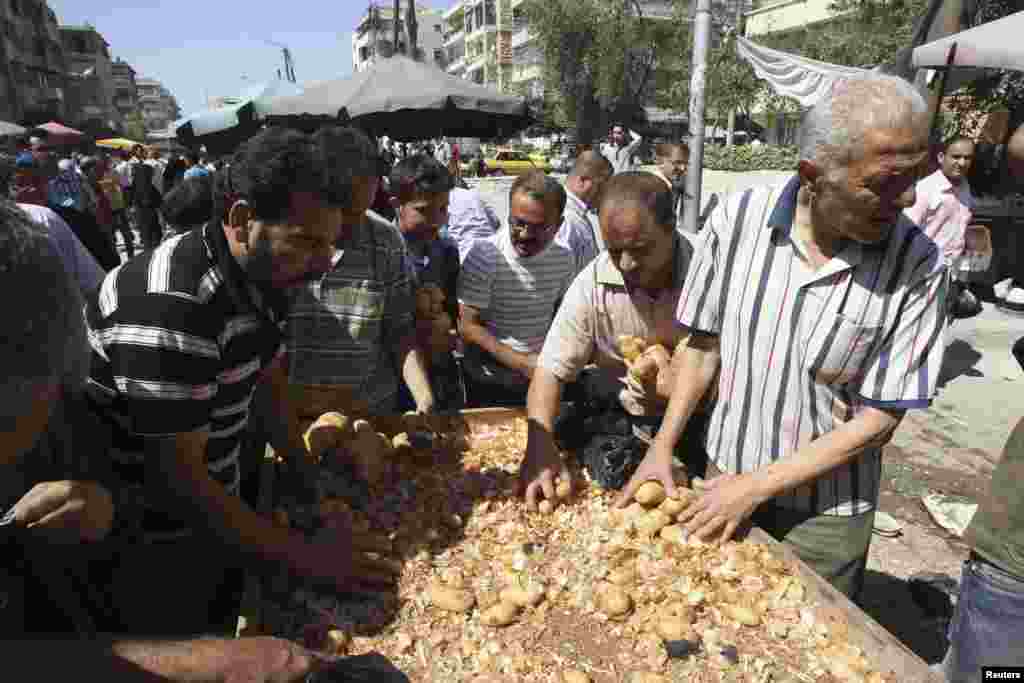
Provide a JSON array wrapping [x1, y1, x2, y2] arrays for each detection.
[[302, 411, 437, 484], [257, 415, 893, 683]]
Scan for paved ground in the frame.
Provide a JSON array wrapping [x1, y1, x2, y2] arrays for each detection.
[[471, 170, 1024, 664]]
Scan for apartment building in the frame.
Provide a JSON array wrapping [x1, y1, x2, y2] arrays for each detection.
[[136, 76, 180, 134], [60, 24, 122, 129], [442, 0, 706, 98], [352, 2, 447, 73], [0, 0, 67, 123], [744, 0, 838, 38], [110, 58, 137, 123]]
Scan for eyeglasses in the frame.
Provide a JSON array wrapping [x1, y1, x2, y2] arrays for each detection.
[[509, 216, 555, 237]]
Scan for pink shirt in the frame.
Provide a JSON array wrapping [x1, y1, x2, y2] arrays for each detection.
[[904, 169, 975, 268]]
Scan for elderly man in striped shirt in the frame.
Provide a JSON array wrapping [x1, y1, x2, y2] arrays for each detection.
[[619, 74, 947, 601]]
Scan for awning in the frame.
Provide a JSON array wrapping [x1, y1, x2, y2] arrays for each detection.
[[174, 80, 304, 138], [912, 10, 1024, 71], [736, 36, 870, 108]]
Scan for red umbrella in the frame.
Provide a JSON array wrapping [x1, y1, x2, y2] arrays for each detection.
[[36, 121, 84, 145]]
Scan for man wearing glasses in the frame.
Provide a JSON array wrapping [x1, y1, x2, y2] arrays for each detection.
[[458, 170, 577, 407]]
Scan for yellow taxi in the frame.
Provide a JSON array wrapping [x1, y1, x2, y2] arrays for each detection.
[[484, 150, 552, 176]]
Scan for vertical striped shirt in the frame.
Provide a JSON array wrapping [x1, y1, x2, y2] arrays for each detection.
[[556, 189, 601, 274], [458, 227, 576, 385], [84, 222, 287, 525], [287, 211, 414, 414], [676, 176, 947, 516]]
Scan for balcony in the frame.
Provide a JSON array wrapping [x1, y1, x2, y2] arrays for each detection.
[[446, 56, 466, 74], [511, 27, 531, 48], [466, 55, 487, 76], [443, 29, 465, 46]]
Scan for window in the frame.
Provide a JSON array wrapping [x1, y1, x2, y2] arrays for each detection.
[[474, 5, 483, 29], [485, 0, 496, 26], [434, 23, 442, 33], [465, 11, 472, 33], [433, 48, 444, 62]]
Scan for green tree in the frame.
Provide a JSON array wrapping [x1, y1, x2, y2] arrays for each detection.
[[123, 111, 147, 142], [521, 0, 691, 144]]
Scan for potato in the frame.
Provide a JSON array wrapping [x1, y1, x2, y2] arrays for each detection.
[[612, 502, 647, 526], [349, 422, 390, 483], [723, 604, 761, 626], [617, 335, 649, 363], [607, 566, 637, 586], [659, 497, 686, 517], [303, 412, 350, 461], [562, 670, 591, 683], [481, 600, 520, 626], [324, 628, 351, 655], [659, 524, 687, 545], [599, 586, 633, 618], [555, 479, 572, 499], [271, 508, 290, 528], [628, 673, 667, 683], [629, 352, 660, 383], [392, 432, 414, 457], [538, 499, 554, 515], [636, 510, 673, 536], [429, 583, 476, 613], [655, 617, 693, 641], [415, 289, 434, 318], [634, 481, 667, 507], [499, 585, 545, 608]]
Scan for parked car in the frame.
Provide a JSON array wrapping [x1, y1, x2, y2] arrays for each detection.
[[484, 150, 553, 176]]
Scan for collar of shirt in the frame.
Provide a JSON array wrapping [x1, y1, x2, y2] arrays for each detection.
[[767, 175, 865, 283], [201, 221, 284, 323], [565, 188, 591, 217], [595, 231, 686, 291]]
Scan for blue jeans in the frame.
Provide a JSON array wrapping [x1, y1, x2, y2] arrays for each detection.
[[943, 555, 1024, 682]]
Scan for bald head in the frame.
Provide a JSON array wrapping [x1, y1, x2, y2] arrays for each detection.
[[571, 150, 613, 179], [1008, 124, 1024, 182], [567, 150, 613, 209]]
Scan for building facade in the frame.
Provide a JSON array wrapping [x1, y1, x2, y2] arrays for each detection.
[[60, 24, 121, 131], [110, 58, 137, 122], [352, 2, 447, 73], [443, 0, 690, 97], [136, 77, 180, 134], [0, 0, 67, 124]]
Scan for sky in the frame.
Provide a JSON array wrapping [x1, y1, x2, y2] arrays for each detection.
[[46, 0, 452, 118]]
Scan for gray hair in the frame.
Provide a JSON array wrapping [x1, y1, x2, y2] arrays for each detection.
[[0, 201, 89, 418], [798, 74, 928, 172]]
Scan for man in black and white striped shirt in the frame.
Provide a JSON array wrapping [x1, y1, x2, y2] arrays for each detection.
[[85, 127, 396, 634], [620, 75, 947, 600]]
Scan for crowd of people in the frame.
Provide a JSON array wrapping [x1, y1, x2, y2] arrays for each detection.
[[0, 72, 1020, 682]]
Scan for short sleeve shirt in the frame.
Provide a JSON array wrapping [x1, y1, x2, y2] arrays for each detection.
[[84, 222, 286, 527], [288, 211, 414, 414], [677, 177, 947, 516], [539, 233, 696, 416]]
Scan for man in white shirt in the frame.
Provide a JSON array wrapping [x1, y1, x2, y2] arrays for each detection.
[[650, 142, 690, 234], [557, 150, 612, 272], [904, 137, 976, 273], [459, 170, 577, 406], [601, 124, 643, 175]]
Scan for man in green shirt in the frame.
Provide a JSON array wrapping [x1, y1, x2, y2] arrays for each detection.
[[940, 123, 1024, 683]]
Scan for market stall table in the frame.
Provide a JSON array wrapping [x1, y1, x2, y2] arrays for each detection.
[[239, 407, 938, 683]]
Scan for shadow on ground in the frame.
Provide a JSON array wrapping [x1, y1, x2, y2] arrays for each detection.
[[937, 339, 984, 389], [858, 570, 951, 664]]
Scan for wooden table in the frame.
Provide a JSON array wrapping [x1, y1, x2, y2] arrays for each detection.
[[240, 407, 939, 682]]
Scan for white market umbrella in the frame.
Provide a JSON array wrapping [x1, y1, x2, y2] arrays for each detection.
[[913, 11, 1024, 71]]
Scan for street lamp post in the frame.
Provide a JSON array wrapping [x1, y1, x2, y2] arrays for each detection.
[[683, 0, 713, 233]]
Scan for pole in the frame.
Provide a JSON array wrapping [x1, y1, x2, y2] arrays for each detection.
[[726, 0, 745, 147], [394, 0, 401, 55], [928, 43, 957, 143], [683, 0, 712, 233]]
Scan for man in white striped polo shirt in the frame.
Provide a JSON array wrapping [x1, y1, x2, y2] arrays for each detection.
[[619, 74, 947, 600], [459, 170, 577, 406]]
